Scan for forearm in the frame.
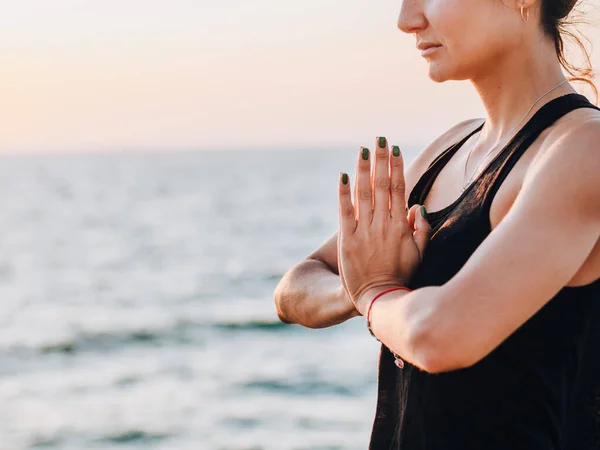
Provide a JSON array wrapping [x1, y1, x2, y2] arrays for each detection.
[[274, 259, 360, 329], [359, 285, 444, 373]]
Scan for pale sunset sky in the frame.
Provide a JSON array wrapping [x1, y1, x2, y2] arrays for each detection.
[[2, 0, 599, 153]]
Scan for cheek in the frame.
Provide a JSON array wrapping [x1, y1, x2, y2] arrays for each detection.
[[426, 0, 473, 50], [436, 15, 506, 67], [468, 22, 517, 63]]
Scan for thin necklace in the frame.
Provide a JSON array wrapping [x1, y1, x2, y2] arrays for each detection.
[[461, 79, 570, 192]]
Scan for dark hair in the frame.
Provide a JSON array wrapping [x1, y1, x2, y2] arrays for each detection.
[[541, 0, 598, 104]]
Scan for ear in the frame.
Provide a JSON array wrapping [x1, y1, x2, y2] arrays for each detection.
[[501, 0, 539, 14]]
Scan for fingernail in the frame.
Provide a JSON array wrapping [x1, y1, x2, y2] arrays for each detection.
[[361, 147, 369, 160], [392, 146, 400, 157], [341, 173, 349, 185], [420, 206, 428, 218], [378, 137, 387, 148]]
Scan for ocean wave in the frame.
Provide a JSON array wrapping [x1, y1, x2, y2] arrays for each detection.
[[242, 377, 356, 397], [27, 430, 172, 449], [211, 319, 291, 331], [29, 436, 62, 448], [6, 318, 292, 357], [98, 430, 172, 444], [37, 328, 175, 355]]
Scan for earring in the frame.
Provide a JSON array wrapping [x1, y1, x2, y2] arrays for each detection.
[[520, 4, 529, 23]]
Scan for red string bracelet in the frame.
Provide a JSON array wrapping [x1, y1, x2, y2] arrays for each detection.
[[365, 286, 412, 369]]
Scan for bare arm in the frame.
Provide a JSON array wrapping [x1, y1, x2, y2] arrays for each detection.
[[364, 118, 600, 373], [274, 231, 361, 328], [274, 120, 482, 329]]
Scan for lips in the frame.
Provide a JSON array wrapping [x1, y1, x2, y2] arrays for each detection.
[[421, 45, 441, 57], [416, 41, 441, 51]]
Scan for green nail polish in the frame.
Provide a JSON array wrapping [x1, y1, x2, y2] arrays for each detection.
[[362, 147, 369, 160], [421, 206, 428, 218], [392, 146, 400, 157], [378, 137, 387, 148], [341, 173, 349, 185]]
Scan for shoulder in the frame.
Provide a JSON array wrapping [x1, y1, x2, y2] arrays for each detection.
[[533, 104, 600, 162], [405, 118, 485, 199], [525, 112, 600, 219], [529, 108, 600, 180]]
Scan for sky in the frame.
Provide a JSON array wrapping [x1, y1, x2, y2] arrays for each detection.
[[1, 0, 599, 153]]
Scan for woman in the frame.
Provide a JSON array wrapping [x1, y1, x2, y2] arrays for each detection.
[[274, 0, 600, 448]]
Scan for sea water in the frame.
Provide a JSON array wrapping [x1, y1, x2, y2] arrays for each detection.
[[0, 147, 420, 450]]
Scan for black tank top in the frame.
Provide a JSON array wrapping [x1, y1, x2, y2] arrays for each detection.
[[368, 93, 600, 450]]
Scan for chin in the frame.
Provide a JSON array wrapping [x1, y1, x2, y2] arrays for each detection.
[[426, 61, 471, 83], [426, 63, 453, 83]]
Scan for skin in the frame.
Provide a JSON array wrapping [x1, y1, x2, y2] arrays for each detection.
[[274, 0, 600, 369], [337, 141, 432, 305]]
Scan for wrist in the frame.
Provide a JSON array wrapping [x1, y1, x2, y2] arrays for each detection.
[[338, 283, 362, 318], [357, 284, 408, 316]]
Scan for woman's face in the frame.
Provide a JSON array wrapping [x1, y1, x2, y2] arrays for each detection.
[[398, 0, 533, 82]]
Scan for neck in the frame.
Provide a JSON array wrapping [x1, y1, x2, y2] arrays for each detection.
[[470, 35, 576, 146]]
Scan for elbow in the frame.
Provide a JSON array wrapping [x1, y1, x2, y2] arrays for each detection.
[[273, 282, 293, 324], [273, 282, 331, 329], [273, 274, 308, 326], [418, 347, 470, 375], [406, 323, 442, 374], [408, 315, 473, 375], [275, 303, 291, 324]]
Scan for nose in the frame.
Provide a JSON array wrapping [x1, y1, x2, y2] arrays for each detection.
[[397, 0, 427, 34]]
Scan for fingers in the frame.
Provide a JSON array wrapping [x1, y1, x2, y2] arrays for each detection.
[[390, 145, 407, 222], [336, 231, 348, 293], [354, 168, 359, 221], [412, 205, 432, 259], [339, 172, 357, 235], [372, 137, 391, 226], [349, 139, 407, 229], [407, 204, 420, 232], [356, 146, 373, 226]]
